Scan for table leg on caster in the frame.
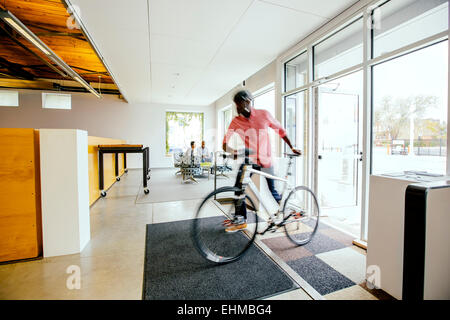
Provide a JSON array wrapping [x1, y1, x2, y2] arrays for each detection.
[[98, 151, 106, 197], [123, 153, 128, 173], [143, 148, 150, 195]]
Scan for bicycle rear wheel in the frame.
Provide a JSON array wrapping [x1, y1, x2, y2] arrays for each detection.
[[192, 186, 258, 264], [283, 186, 320, 246]]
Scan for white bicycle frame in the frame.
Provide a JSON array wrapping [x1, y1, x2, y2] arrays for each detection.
[[238, 156, 301, 222]]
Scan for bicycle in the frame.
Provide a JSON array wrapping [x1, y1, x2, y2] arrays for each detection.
[[192, 150, 320, 264]]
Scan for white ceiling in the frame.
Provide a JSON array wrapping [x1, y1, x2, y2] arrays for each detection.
[[69, 0, 359, 105]]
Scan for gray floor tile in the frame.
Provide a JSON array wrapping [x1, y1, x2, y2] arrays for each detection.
[[287, 255, 355, 295]]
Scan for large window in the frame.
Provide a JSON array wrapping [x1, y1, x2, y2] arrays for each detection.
[[253, 87, 276, 156], [222, 107, 232, 138], [372, 41, 448, 175], [253, 87, 275, 116], [314, 17, 363, 80], [165, 111, 204, 154], [372, 0, 449, 58]]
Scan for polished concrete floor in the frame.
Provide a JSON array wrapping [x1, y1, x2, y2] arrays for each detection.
[[0, 169, 373, 300]]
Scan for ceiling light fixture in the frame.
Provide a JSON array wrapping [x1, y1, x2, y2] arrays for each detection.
[[0, 10, 101, 98], [3, 17, 51, 55], [74, 76, 101, 98]]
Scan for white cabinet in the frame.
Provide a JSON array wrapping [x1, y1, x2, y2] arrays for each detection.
[[367, 174, 450, 300], [40, 129, 90, 257]]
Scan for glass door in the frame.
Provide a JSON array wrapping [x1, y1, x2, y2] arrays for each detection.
[[315, 71, 363, 237]]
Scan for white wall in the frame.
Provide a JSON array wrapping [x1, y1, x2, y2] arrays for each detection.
[[214, 60, 277, 111], [0, 90, 216, 168]]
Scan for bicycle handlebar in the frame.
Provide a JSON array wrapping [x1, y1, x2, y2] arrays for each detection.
[[220, 148, 254, 159], [284, 152, 302, 158], [218, 150, 301, 161]]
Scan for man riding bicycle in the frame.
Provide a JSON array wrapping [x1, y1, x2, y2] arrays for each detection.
[[222, 90, 302, 232]]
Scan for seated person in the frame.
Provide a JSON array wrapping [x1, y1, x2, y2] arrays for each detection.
[[197, 140, 212, 162], [184, 141, 198, 164]]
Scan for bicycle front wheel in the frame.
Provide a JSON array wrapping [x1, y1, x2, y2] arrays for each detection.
[[283, 186, 320, 246], [192, 186, 258, 264]]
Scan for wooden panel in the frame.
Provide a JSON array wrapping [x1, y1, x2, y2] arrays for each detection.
[[88, 136, 126, 206], [0, 0, 115, 85], [0, 78, 54, 90], [0, 128, 42, 262]]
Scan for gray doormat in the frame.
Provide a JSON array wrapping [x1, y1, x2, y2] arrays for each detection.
[[142, 217, 297, 300]]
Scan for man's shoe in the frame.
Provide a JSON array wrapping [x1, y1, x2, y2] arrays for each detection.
[[225, 222, 247, 233], [293, 210, 306, 219], [223, 215, 245, 227]]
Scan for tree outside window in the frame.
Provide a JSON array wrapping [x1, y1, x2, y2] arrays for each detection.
[[166, 112, 204, 154]]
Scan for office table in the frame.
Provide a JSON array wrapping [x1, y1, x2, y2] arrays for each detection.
[[98, 144, 150, 197]]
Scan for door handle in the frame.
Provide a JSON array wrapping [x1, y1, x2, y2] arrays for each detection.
[[318, 155, 322, 160]]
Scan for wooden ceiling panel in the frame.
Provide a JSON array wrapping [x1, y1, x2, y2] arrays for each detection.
[[4, 0, 76, 29], [0, 0, 115, 90]]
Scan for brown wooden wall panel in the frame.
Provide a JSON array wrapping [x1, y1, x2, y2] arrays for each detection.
[[88, 136, 126, 206], [0, 128, 42, 262]]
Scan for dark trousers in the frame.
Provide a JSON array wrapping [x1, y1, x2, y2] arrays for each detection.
[[237, 166, 281, 219]]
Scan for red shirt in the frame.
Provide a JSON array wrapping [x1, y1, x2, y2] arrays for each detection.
[[223, 109, 286, 168]]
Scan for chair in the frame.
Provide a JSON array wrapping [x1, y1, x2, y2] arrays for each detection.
[[173, 151, 184, 175], [180, 153, 202, 183], [213, 151, 233, 178]]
